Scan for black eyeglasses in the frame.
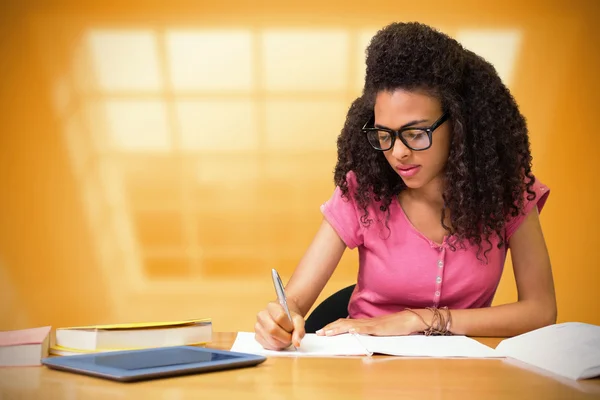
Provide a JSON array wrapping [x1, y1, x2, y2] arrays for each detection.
[[361, 113, 449, 151]]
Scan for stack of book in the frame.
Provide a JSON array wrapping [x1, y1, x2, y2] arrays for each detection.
[[0, 318, 212, 365]]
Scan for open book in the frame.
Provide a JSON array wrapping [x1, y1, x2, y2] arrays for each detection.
[[495, 322, 600, 380], [231, 332, 499, 358], [232, 322, 600, 380]]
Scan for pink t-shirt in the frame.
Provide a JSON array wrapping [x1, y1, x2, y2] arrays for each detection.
[[320, 172, 550, 319]]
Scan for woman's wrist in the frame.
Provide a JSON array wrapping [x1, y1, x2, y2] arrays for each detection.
[[401, 307, 453, 335], [401, 309, 429, 333], [286, 296, 304, 317]]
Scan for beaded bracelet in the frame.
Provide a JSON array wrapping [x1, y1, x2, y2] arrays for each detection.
[[405, 306, 453, 336]]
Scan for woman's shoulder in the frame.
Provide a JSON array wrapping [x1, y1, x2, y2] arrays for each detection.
[[504, 175, 550, 240], [511, 175, 550, 216], [340, 170, 359, 190], [337, 170, 393, 211]]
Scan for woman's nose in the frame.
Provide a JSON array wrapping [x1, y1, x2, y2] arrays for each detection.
[[391, 137, 411, 159]]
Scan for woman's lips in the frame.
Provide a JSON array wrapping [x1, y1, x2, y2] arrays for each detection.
[[396, 165, 421, 178]]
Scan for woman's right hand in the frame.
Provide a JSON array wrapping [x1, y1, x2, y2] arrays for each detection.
[[255, 301, 306, 350]]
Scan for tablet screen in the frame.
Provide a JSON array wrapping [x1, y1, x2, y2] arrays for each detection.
[[92, 348, 239, 370]]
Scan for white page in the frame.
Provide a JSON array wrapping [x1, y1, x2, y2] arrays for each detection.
[[360, 334, 500, 358], [231, 332, 498, 358], [230, 332, 367, 357], [495, 322, 600, 380]]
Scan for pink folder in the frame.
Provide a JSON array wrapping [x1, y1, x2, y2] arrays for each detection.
[[0, 326, 51, 347]]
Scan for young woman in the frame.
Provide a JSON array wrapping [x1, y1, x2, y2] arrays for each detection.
[[255, 22, 556, 350]]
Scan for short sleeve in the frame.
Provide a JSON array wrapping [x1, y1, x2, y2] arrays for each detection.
[[320, 171, 364, 249], [505, 176, 550, 241]]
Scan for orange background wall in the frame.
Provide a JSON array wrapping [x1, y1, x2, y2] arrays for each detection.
[[1, 0, 599, 333]]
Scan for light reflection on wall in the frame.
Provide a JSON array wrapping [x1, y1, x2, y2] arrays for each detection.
[[58, 25, 522, 295]]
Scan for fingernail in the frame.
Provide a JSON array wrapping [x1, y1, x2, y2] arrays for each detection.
[[325, 329, 334, 336], [315, 329, 323, 335]]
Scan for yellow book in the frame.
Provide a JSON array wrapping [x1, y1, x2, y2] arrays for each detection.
[[53, 318, 212, 353], [49, 344, 117, 356]]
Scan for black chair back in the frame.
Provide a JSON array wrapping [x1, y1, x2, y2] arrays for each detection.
[[304, 284, 356, 333]]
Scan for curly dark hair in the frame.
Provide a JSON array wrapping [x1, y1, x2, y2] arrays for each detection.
[[333, 22, 536, 259]]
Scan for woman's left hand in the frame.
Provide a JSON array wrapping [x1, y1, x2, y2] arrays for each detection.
[[316, 310, 427, 337]]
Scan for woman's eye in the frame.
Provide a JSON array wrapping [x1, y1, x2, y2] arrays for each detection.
[[404, 131, 425, 141], [378, 132, 391, 141]]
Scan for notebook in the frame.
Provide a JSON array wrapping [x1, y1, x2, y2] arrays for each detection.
[[231, 332, 499, 358], [495, 322, 600, 380], [52, 318, 212, 354], [0, 326, 51, 366]]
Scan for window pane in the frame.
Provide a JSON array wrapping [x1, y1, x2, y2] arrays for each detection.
[[262, 29, 349, 91], [195, 156, 260, 185], [104, 100, 171, 151], [265, 100, 347, 150], [86, 30, 162, 91], [120, 155, 182, 210], [133, 211, 184, 248], [166, 30, 253, 91], [176, 100, 257, 151]]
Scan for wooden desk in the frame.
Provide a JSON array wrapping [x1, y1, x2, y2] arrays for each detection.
[[1, 333, 599, 399]]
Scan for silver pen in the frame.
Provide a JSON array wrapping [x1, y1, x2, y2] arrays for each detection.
[[271, 268, 298, 351]]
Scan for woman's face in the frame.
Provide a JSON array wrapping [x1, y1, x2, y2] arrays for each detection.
[[374, 89, 451, 191]]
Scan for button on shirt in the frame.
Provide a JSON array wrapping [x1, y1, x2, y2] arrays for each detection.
[[320, 171, 550, 319]]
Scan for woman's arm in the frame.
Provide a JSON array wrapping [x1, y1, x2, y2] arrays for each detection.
[[319, 206, 557, 337], [283, 218, 348, 317], [255, 217, 347, 349], [444, 205, 557, 336]]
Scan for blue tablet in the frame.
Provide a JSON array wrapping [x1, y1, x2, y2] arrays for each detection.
[[41, 346, 267, 382]]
